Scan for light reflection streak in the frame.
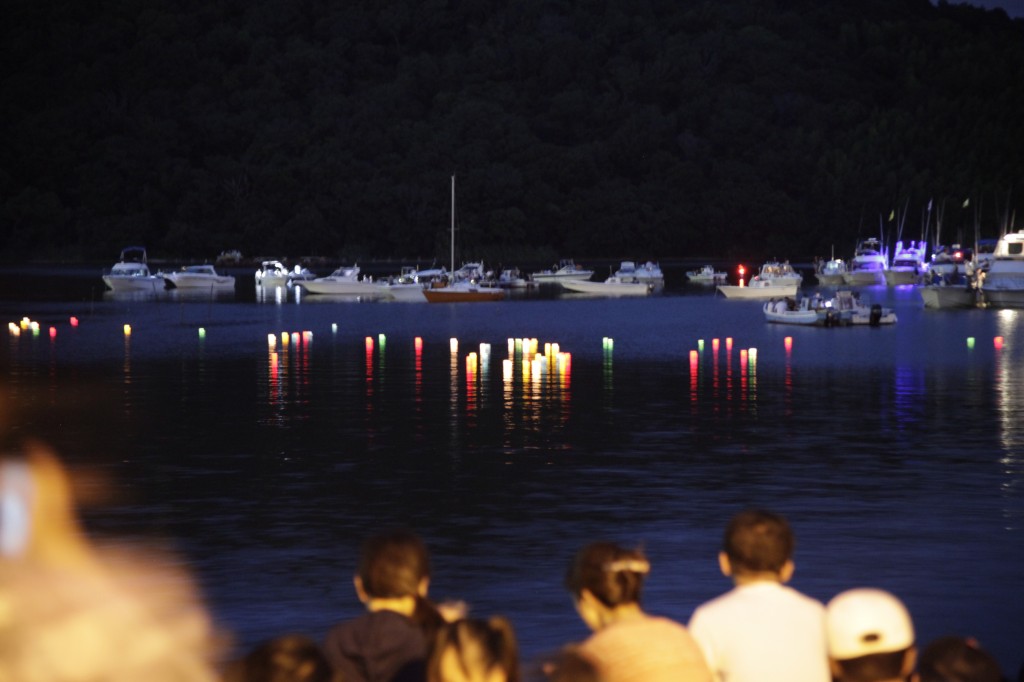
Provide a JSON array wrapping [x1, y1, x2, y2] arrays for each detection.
[[995, 310, 1023, 529]]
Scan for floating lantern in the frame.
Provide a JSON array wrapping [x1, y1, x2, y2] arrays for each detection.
[[698, 339, 704, 352], [198, 327, 206, 339], [49, 327, 57, 339], [994, 336, 1004, 350], [70, 316, 79, 327], [689, 349, 698, 371], [415, 336, 423, 351], [784, 336, 793, 352], [123, 324, 132, 336], [267, 334, 276, 348], [712, 338, 720, 353], [281, 331, 290, 346], [967, 337, 975, 349], [502, 358, 513, 381], [331, 323, 338, 333], [303, 331, 312, 343], [450, 337, 458, 354], [378, 333, 386, 346], [740, 348, 748, 369], [507, 338, 515, 355], [726, 337, 733, 352], [748, 347, 758, 365], [365, 336, 374, 351]]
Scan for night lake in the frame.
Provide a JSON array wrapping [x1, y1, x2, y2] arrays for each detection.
[[2, 265, 1022, 676]]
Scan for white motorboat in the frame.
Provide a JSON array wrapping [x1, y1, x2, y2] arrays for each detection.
[[560, 276, 652, 296], [532, 260, 594, 283], [843, 237, 888, 285], [979, 230, 1024, 308], [763, 297, 823, 325], [686, 265, 727, 283], [763, 291, 896, 325], [102, 247, 164, 292], [815, 258, 847, 285], [756, 260, 803, 284], [614, 260, 664, 285], [301, 265, 385, 296], [919, 283, 978, 309], [884, 240, 928, 285], [717, 261, 801, 299], [374, 266, 447, 302], [496, 268, 533, 288], [255, 260, 290, 288], [162, 264, 235, 289]]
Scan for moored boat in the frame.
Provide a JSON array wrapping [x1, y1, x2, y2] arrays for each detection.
[[532, 260, 594, 283], [301, 265, 385, 296], [884, 240, 928, 286], [979, 230, 1024, 308], [614, 260, 664, 286], [102, 247, 164, 292], [162, 264, 235, 289], [422, 281, 506, 302], [815, 258, 847, 285], [255, 260, 291, 288], [842, 237, 888, 285], [686, 265, 727, 283], [718, 279, 800, 299], [559, 275, 652, 296]]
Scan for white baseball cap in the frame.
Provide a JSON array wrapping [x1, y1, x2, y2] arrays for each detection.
[[826, 588, 915, 659]]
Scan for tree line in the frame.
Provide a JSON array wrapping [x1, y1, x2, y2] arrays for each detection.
[[2, 0, 1022, 265]]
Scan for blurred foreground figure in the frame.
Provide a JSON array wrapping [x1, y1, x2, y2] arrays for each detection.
[[0, 442, 220, 682], [223, 634, 342, 682], [428, 617, 520, 682]]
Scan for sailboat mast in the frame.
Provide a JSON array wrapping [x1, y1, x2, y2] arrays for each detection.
[[450, 174, 456, 274]]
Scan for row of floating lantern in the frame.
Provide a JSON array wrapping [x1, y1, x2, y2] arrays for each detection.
[[268, 331, 314, 349]]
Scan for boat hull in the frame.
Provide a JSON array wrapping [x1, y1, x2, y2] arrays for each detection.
[[301, 281, 385, 296], [815, 274, 846, 285], [842, 270, 886, 286], [920, 286, 977, 309], [884, 269, 922, 286], [717, 282, 799, 299], [165, 274, 235, 288], [102, 276, 164, 292], [559, 280, 651, 296], [423, 288, 505, 302]]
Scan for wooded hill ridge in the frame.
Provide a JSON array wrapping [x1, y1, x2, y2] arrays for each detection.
[[3, 0, 1023, 264]]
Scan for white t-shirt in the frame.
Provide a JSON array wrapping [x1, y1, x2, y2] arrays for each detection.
[[688, 581, 830, 682]]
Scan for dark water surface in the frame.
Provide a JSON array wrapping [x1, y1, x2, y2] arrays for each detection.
[[2, 267, 1023, 674]]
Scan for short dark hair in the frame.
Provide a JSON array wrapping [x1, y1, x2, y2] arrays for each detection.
[[833, 650, 910, 682], [722, 509, 794, 575], [357, 529, 430, 599], [564, 542, 649, 607], [918, 636, 1005, 682]]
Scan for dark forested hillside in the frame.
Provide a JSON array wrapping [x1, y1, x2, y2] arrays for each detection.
[[2, 0, 1022, 263]]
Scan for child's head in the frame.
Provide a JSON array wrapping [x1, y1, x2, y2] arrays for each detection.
[[917, 636, 1004, 682], [223, 634, 340, 682], [428, 617, 519, 682], [356, 529, 431, 599], [564, 542, 650, 608], [720, 509, 794, 580]]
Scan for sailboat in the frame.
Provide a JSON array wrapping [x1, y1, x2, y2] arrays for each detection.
[[423, 175, 505, 303]]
